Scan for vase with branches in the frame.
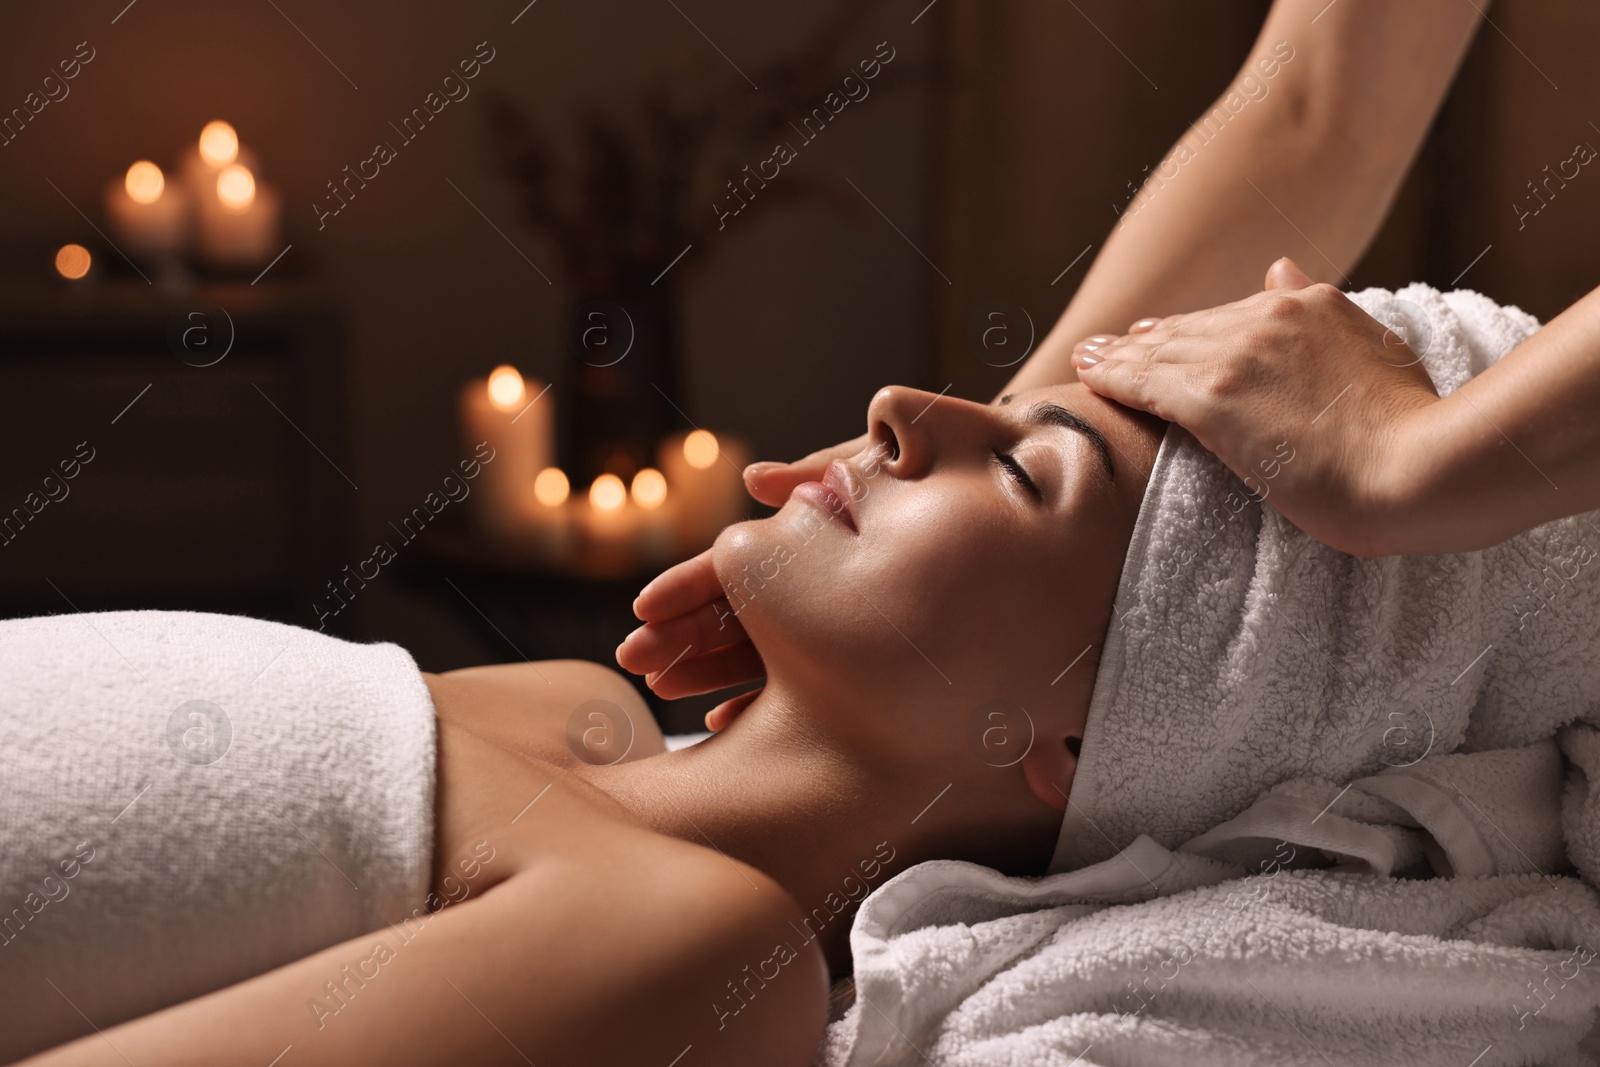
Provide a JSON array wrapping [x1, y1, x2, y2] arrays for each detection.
[[483, 0, 907, 487]]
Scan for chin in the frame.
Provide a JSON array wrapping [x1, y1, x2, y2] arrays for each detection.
[[711, 515, 800, 622], [709, 507, 857, 677]]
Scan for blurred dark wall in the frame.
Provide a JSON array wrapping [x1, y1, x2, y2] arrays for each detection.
[[0, 0, 933, 665]]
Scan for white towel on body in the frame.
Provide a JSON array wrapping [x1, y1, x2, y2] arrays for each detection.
[[0, 610, 437, 1062]]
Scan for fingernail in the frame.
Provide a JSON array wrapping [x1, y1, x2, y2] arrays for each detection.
[[1079, 340, 1104, 353], [743, 462, 775, 479], [1132, 318, 1160, 331], [1073, 352, 1099, 368]]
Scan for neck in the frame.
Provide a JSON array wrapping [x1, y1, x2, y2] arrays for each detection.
[[575, 685, 1054, 972]]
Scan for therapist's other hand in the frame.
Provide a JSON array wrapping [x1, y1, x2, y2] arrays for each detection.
[[1070, 258, 1440, 557], [618, 430, 871, 729], [741, 432, 871, 508], [616, 547, 764, 707]]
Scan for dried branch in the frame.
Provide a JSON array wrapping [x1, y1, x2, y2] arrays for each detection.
[[484, 0, 916, 293]]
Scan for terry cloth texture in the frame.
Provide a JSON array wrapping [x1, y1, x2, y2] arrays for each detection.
[[0, 610, 437, 1062], [1052, 283, 1600, 873]]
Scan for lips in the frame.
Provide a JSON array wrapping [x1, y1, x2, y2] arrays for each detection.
[[793, 459, 860, 533]]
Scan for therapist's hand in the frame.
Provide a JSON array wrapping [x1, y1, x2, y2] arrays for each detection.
[[741, 432, 872, 507], [616, 547, 765, 730], [1070, 258, 1441, 557], [617, 431, 871, 730]]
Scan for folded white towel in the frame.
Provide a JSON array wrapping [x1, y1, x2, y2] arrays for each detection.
[[1052, 284, 1600, 873], [0, 610, 437, 1062]]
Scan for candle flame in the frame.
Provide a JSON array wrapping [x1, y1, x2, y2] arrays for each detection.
[[199, 120, 240, 167], [125, 161, 164, 205], [54, 244, 91, 280], [683, 429, 719, 470], [590, 474, 626, 511], [631, 468, 667, 509], [534, 467, 569, 507], [216, 164, 256, 213], [486, 365, 525, 412]]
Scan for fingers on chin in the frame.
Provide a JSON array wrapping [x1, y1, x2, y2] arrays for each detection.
[[647, 647, 764, 699]]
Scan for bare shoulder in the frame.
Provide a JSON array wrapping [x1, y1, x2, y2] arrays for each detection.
[[425, 658, 665, 767], [505, 829, 831, 1066]]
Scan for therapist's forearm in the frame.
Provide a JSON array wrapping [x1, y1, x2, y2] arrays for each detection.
[[1003, 115, 1357, 397], [1002, 0, 1483, 398], [1392, 285, 1600, 555]]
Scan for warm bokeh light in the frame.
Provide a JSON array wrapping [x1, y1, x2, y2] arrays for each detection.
[[486, 365, 525, 412], [54, 244, 91, 280], [683, 429, 719, 470], [631, 468, 668, 509], [216, 164, 256, 213], [533, 467, 569, 507], [198, 120, 239, 167], [590, 473, 626, 511], [124, 161, 164, 205]]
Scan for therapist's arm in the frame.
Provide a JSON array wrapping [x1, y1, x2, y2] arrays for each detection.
[[1397, 284, 1600, 553], [747, 0, 1485, 505], [627, 0, 1489, 709], [1003, 0, 1485, 396]]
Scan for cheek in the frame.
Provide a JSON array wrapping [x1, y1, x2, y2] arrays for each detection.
[[860, 485, 998, 605], [712, 483, 1079, 702], [841, 482, 1028, 676]]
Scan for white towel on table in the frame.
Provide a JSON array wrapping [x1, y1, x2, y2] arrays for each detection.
[[818, 843, 1600, 1067], [0, 610, 437, 1062]]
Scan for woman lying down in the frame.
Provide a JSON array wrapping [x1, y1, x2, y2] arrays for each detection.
[[6, 283, 1600, 1066]]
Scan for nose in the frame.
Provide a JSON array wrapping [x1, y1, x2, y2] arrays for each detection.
[[864, 385, 996, 481]]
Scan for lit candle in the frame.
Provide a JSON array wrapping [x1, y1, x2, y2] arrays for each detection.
[[458, 366, 552, 536], [659, 429, 750, 555], [522, 466, 575, 559], [579, 473, 644, 565], [180, 120, 258, 198], [199, 120, 238, 167], [104, 160, 188, 257], [195, 161, 283, 267], [630, 467, 678, 562]]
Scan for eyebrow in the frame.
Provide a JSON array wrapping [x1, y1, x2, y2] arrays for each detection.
[[998, 394, 1116, 482]]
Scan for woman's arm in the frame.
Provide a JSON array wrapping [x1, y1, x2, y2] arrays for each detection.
[[1003, 0, 1485, 396], [744, 0, 1484, 506], [1393, 284, 1600, 553], [15, 739, 825, 1067], [18, 839, 827, 1067]]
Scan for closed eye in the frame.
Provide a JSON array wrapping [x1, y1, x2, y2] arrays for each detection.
[[991, 447, 1041, 500]]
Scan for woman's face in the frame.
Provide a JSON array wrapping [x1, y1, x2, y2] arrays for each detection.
[[713, 382, 1164, 763]]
